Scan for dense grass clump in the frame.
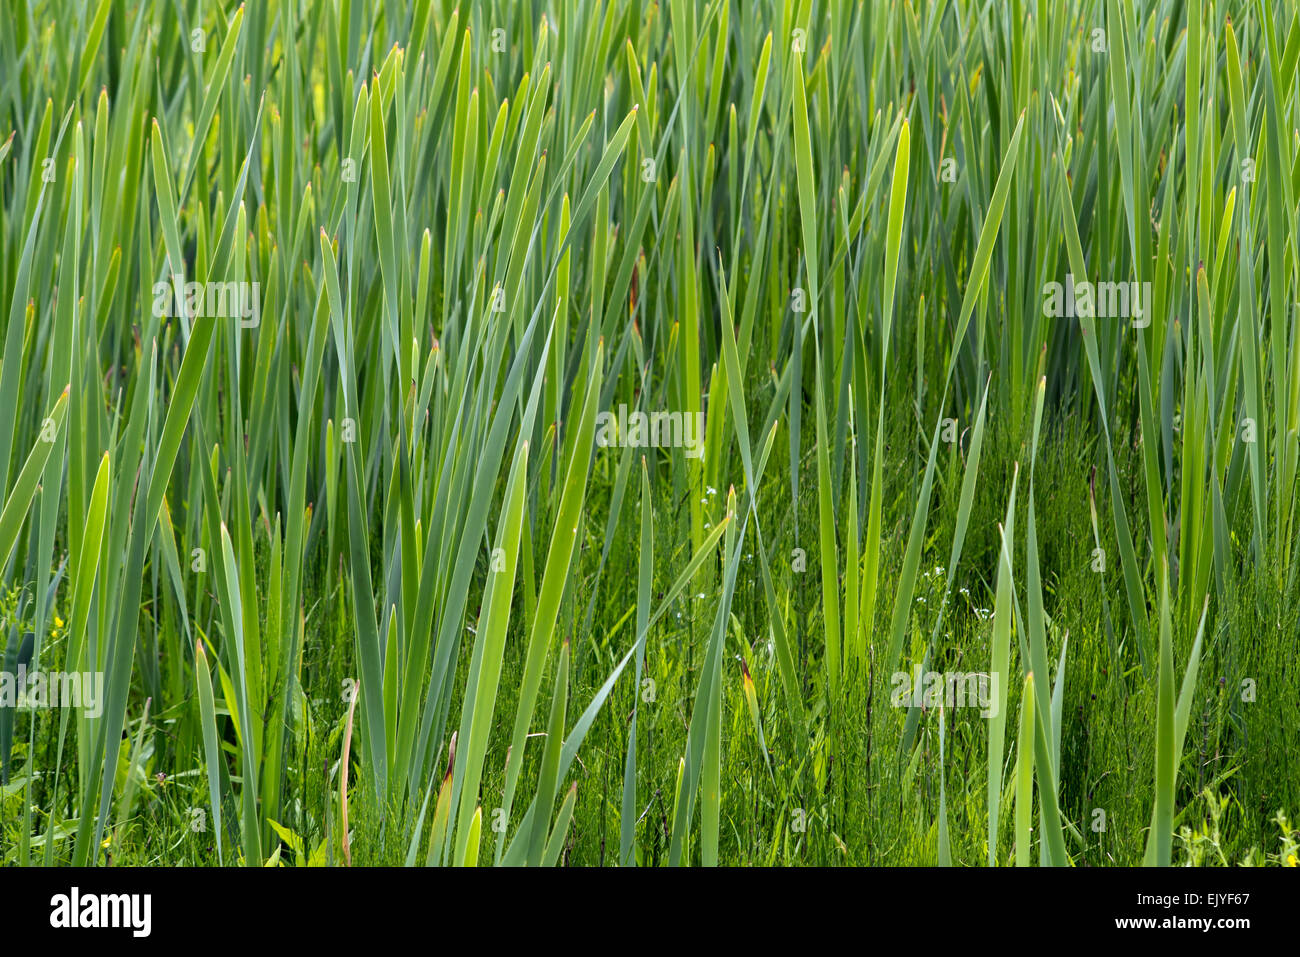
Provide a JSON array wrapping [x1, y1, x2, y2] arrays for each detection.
[[1, 0, 1298, 867]]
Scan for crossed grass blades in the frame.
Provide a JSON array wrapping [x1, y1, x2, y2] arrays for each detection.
[[0, 0, 1298, 867]]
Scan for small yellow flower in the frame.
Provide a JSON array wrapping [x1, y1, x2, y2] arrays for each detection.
[[54, 615, 65, 630], [1287, 853, 1297, 867]]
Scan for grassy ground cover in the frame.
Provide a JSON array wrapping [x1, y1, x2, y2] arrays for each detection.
[[1, 0, 1298, 866]]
